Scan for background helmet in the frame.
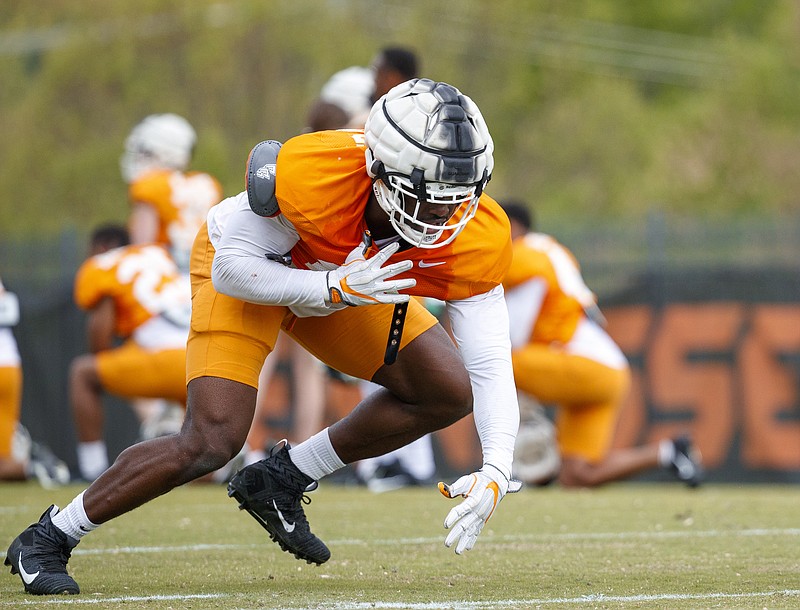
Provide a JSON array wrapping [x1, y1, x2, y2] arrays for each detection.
[[364, 78, 493, 248], [319, 66, 374, 120], [120, 113, 197, 183]]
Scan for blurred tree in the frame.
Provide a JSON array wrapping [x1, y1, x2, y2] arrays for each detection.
[[1, 0, 800, 238]]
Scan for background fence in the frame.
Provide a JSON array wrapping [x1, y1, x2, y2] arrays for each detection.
[[2, 213, 799, 482]]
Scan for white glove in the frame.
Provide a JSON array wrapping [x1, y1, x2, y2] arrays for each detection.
[[326, 239, 415, 307], [438, 464, 522, 555]]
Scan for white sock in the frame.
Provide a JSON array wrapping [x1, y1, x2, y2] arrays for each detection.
[[77, 441, 108, 481], [51, 491, 99, 541], [288, 429, 345, 481], [657, 439, 675, 468]]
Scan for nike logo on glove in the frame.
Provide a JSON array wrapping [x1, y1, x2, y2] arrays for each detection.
[[273, 501, 296, 533], [418, 261, 445, 268], [18, 552, 40, 585]]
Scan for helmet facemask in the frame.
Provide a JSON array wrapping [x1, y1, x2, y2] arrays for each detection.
[[370, 163, 485, 248]]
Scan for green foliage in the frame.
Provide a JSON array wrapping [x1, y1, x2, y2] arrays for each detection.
[[2, 0, 800, 238]]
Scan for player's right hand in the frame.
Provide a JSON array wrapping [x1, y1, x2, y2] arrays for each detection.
[[325, 240, 415, 307]]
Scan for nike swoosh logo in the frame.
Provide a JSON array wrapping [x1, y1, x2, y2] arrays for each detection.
[[272, 500, 295, 533], [18, 552, 40, 585], [418, 261, 445, 268]]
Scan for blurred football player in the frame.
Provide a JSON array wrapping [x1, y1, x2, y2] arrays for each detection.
[[7, 79, 521, 595], [0, 279, 69, 487], [121, 113, 223, 272], [306, 66, 375, 131], [369, 46, 419, 104], [68, 225, 191, 482], [501, 201, 702, 488]]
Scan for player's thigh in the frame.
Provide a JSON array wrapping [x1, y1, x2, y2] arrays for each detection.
[[556, 366, 630, 462], [96, 343, 187, 402], [288, 299, 438, 383], [187, 246, 285, 389], [0, 365, 21, 457], [513, 345, 624, 404]]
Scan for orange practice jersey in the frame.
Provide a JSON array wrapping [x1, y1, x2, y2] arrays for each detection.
[[503, 233, 597, 346], [74, 244, 188, 339], [275, 129, 512, 301], [129, 168, 223, 253]]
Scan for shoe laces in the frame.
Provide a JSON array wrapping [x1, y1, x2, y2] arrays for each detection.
[[32, 524, 73, 573]]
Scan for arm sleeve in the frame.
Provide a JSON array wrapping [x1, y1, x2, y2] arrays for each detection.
[[446, 285, 519, 480], [210, 200, 330, 308], [503, 277, 547, 349]]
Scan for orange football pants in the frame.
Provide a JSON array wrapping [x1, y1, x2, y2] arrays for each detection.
[[186, 225, 438, 389], [512, 343, 630, 463], [96, 342, 187, 405], [0, 365, 22, 458]]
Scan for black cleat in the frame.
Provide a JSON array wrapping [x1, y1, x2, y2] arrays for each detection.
[[669, 436, 702, 488], [228, 442, 330, 565], [5, 505, 80, 595]]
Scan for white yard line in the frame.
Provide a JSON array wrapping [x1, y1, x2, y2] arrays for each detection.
[[288, 590, 800, 609], [2, 589, 799, 608], [0, 593, 225, 606], [68, 526, 800, 556]]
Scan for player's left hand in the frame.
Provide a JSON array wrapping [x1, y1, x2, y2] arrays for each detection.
[[438, 464, 522, 554]]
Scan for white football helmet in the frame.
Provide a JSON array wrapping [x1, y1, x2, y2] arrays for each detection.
[[120, 113, 197, 183], [320, 66, 374, 119], [364, 78, 494, 248]]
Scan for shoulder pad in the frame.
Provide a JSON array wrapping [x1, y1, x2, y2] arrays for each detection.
[[246, 140, 282, 217]]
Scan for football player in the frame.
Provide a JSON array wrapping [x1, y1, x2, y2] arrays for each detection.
[[0, 279, 25, 482], [501, 201, 702, 488], [369, 46, 419, 104], [69, 225, 191, 482], [121, 113, 223, 272], [0, 279, 69, 487], [6, 79, 521, 595]]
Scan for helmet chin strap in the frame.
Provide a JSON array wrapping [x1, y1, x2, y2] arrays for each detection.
[[409, 167, 428, 204]]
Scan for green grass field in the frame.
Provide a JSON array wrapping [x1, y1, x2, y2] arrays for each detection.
[[1, 481, 798, 609]]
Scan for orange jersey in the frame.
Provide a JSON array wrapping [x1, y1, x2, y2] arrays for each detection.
[[275, 130, 511, 302], [503, 233, 596, 345], [129, 168, 223, 254], [74, 244, 189, 339]]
